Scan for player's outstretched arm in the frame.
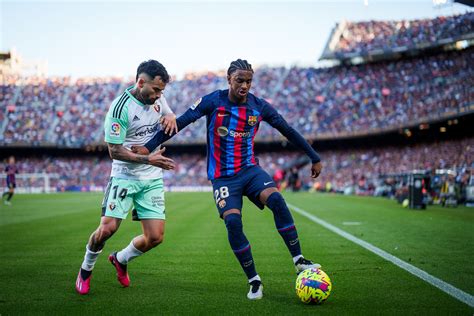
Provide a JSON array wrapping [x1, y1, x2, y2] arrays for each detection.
[[108, 143, 175, 170], [282, 127, 323, 179], [137, 93, 214, 154], [282, 126, 323, 179], [139, 106, 207, 154], [263, 103, 322, 178]]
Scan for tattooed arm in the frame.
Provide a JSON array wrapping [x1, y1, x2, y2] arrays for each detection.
[[107, 143, 175, 170]]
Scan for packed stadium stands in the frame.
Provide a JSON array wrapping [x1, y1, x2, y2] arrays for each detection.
[[1, 12, 473, 204], [2, 137, 472, 197], [322, 12, 474, 58], [1, 47, 472, 145]]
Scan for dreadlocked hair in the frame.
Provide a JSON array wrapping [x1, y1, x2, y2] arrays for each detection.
[[227, 59, 254, 76]]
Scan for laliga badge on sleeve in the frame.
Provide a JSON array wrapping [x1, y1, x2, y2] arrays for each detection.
[[110, 122, 121, 136], [191, 98, 202, 110]]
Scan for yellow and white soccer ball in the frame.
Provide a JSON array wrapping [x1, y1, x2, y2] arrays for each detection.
[[295, 268, 332, 304]]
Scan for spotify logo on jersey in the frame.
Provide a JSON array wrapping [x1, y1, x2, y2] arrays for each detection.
[[217, 126, 251, 138], [217, 126, 229, 137]]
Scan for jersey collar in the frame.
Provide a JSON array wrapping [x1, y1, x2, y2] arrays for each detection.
[[224, 89, 249, 106], [125, 85, 146, 107]]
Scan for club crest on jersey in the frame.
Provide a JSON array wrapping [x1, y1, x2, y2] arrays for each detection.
[[191, 98, 202, 110], [218, 199, 226, 208], [110, 122, 121, 136], [248, 115, 258, 126], [153, 104, 160, 113], [109, 202, 116, 210]]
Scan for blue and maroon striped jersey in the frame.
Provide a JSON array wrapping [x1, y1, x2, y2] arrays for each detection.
[[5, 164, 18, 183], [145, 89, 320, 180], [204, 90, 262, 179]]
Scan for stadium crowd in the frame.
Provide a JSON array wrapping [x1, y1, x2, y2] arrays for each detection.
[[1, 48, 472, 145], [298, 137, 473, 195], [273, 47, 473, 138], [2, 76, 69, 145], [2, 137, 472, 198], [52, 77, 123, 147], [332, 12, 474, 55]]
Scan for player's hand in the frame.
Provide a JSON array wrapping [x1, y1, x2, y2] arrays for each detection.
[[131, 145, 150, 155], [311, 162, 322, 178], [148, 147, 175, 170], [160, 113, 178, 136]]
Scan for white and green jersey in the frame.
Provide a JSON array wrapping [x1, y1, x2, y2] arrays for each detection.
[[104, 86, 173, 180]]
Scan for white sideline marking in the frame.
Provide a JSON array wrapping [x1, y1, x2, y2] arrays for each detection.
[[288, 203, 474, 308]]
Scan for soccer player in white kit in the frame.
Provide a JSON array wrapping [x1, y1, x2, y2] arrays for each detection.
[[76, 60, 177, 295]]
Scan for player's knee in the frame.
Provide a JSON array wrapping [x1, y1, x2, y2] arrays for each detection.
[[260, 187, 279, 204], [224, 213, 243, 233], [97, 224, 118, 240], [266, 192, 294, 224], [266, 191, 286, 210], [146, 233, 164, 248]]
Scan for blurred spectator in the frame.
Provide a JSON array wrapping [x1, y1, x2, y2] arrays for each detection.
[[287, 167, 301, 192]]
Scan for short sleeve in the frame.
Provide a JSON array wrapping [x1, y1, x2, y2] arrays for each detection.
[[104, 101, 129, 144]]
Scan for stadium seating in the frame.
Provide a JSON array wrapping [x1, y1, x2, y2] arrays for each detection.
[[3, 137, 472, 194], [1, 13, 473, 201], [1, 48, 472, 145], [328, 12, 474, 56]]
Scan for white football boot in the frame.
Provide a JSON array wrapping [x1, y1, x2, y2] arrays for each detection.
[[247, 280, 263, 300], [295, 257, 321, 274]]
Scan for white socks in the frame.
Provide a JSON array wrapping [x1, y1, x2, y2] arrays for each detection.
[[80, 240, 143, 271], [116, 240, 143, 265], [248, 275, 261, 283], [81, 246, 102, 271], [293, 254, 303, 264]]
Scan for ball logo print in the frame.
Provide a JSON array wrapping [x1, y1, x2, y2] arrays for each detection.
[[110, 122, 121, 136], [295, 268, 332, 304]]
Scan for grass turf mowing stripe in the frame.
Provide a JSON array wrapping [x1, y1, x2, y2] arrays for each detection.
[[288, 203, 474, 308]]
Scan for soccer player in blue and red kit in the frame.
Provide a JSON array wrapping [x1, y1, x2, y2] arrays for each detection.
[[3, 156, 18, 206], [133, 59, 323, 300]]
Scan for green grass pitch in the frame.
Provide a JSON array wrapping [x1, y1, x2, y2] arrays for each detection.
[[0, 192, 473, 314]]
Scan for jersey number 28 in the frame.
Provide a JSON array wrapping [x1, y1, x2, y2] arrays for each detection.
[[214, 186, 229, 203]]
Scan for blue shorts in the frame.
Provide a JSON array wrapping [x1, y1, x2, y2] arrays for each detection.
[[211, 165, 276, 217], [6, 179, 16, 189]]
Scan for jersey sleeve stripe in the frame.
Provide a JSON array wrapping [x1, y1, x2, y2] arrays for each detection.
[[113, 93, 127, 118], [115, 96, 130, 119]]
